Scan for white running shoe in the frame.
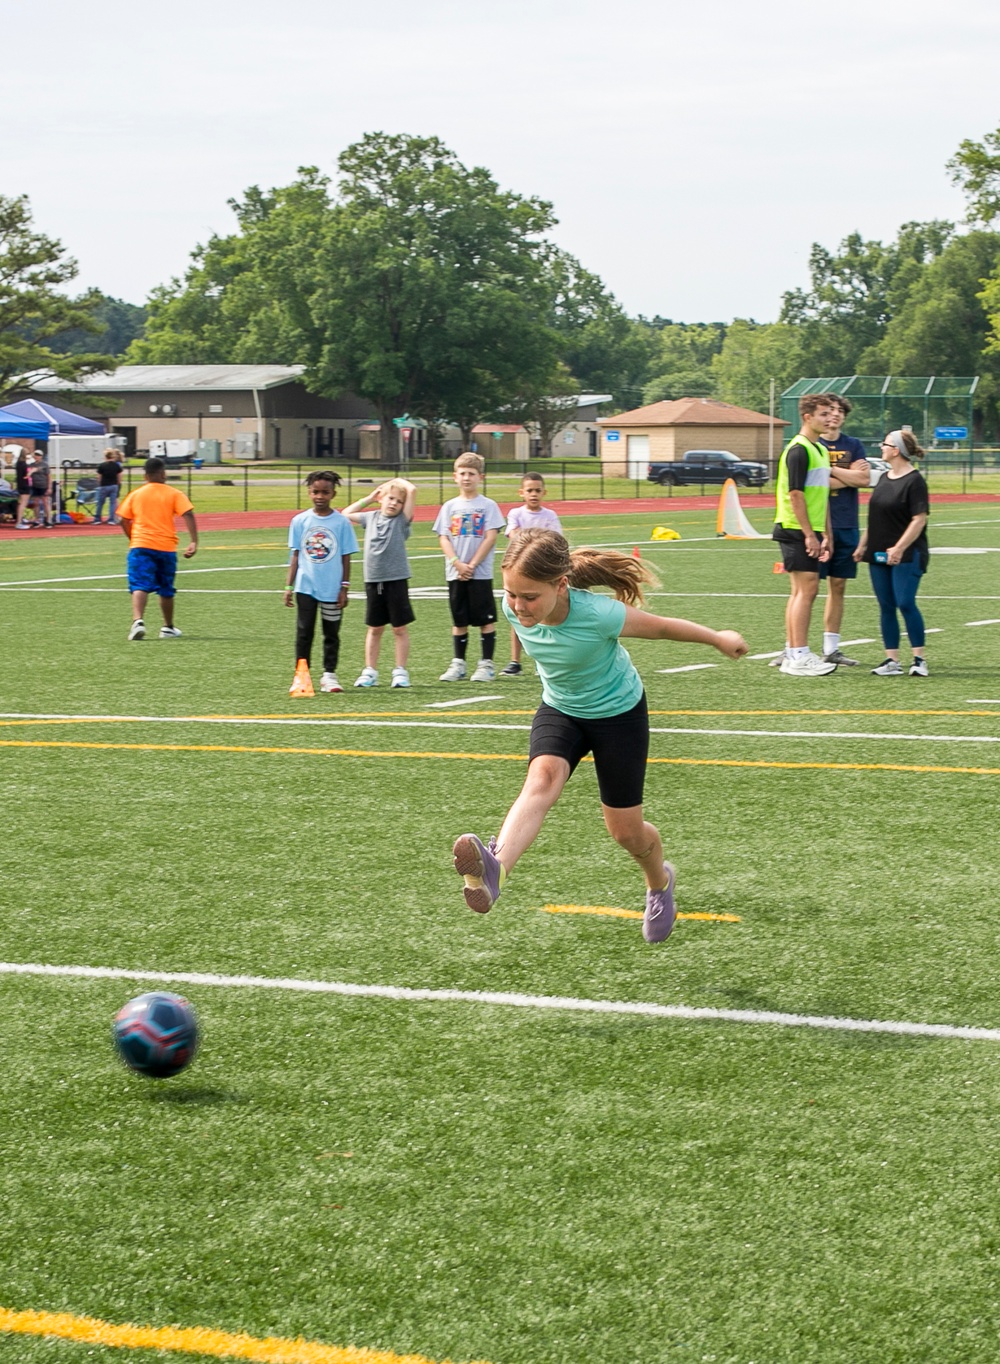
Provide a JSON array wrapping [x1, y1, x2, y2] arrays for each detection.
[[871, 658, 904, 676], [780, 652, 836, 677], [127, 619, 145, 641], [768, 653, 787, 667], [909, 658, 929, 677], [390, 667, 411, 688], [159, 626, 182, 638], [471, 659, 496, 682], [320, 672, 343, 692], [439, 658, 467, 681], [354, 667, 379, 688]]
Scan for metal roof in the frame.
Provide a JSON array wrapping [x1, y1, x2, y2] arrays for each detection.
[[32, 364, 306, 393]]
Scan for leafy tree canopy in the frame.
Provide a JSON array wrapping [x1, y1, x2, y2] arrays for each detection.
[[948, 125, 1000, 226], [0, 194, 114, 403]]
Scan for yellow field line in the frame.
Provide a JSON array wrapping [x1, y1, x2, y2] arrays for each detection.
[[0, 1305, 483, 1363], [2, 738, 1000, 777], [2, 708, 996, 726], [542, 904, 741, 923]]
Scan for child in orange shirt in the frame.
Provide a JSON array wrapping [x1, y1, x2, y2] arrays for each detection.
[[117, 457, 199, 641]]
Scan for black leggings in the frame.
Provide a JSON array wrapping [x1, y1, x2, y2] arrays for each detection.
[[295, 594, 342, 672]]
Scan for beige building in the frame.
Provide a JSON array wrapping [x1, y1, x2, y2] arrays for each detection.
[[597, 397, 788, 477], [31, 365, 376, 461]]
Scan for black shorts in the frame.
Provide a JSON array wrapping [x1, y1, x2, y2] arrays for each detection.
[[365, 579, 415, 628], [773, 527, 820, 575], [448, 578, 497, 629], [529, 693, 649, 809], [818, 528, 860, 581]]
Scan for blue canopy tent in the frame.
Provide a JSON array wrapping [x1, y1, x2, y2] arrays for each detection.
[[0, 398, 104, 435], [0, 410, 50, 441]]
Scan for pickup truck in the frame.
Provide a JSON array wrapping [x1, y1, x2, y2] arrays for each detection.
[[648, 450, 768, 487]]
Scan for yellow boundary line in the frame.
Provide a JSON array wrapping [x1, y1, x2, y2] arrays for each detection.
[[0, 1305, 483, 1363], [542, 904, 740, 923], [2, 738, 1000, 776]]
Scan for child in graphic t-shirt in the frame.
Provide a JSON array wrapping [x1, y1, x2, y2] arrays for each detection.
[[343, 478, 417, 688], [432, 452, 506, 682], [284, 470, 358, 694], [500, 471, 562, 677]]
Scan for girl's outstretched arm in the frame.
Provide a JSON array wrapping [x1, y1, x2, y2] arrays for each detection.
[[620, 606, 748, 658]]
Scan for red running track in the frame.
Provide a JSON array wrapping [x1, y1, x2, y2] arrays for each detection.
[[1, 491, 997, 542]]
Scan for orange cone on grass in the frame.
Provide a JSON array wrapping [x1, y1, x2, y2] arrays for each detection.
[[632, 545, 641, 560], [289, 659, 314, 697]]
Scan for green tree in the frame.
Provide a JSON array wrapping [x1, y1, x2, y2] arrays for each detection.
[[0, 194, 114, 403], [308, 134, 561, 455], [499, 359, 580, 457], [780, 222, 953, 373], [127, 171, 331, 366], [642, 323, 725, 402], [867, 231, 1000, 435], [49, 293, 147, 357], [948, 125, 1000, 225], [711, 320, 804, 413], [545, 253, 658, 408]]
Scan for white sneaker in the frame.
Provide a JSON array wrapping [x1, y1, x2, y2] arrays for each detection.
[[320, 672, 343, 692], [439, 659, 467, 681], [354, 667, 379, 688], [127, 619, 145, 641], [471, 659, 496, 682], [780, 651, 836, 677], [768, 653, 787, 667], [909, 658, 929, 677], [871, 659, 904, 676], [390, 667, 411, 688], [159, 626, 182, 638]]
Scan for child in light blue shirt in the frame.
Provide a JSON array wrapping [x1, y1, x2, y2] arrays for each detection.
[[284, 470, 358, 694]]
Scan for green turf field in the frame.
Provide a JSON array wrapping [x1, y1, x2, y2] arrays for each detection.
[[2, 500, 1000, 1363]]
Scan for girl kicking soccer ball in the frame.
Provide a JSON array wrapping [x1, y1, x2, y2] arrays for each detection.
[[452, 531, 748, 943]]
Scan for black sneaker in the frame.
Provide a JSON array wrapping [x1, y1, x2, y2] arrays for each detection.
[[499, 661, 523, 677]]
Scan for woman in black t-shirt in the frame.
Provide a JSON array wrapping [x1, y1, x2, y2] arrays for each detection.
[[853, 430, 930, 677]]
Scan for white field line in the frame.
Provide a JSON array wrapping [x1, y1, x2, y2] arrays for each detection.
[[932, 517, 1000, 527], [966, 619, 1000, 627], [2, 960, 998, 1044], [967, 699, 1000, 704], [426, 696, 503, 708], [656, 664, 718, 674], [0, 563, 285, 587], [1, 712, 999, 745]]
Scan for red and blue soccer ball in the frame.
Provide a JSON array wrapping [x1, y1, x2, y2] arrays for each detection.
[[112, 992, 199, 1079]]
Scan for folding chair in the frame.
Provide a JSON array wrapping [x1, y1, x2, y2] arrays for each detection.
[[73, 477, 100, 520]]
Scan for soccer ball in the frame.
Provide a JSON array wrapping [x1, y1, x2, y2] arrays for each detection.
[[112, 991, 199, 1079]]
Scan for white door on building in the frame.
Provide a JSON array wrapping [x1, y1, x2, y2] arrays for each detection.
[[626, 433, 649, 479]]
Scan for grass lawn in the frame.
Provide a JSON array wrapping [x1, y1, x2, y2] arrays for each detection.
[[1, 498, 999, 1363]]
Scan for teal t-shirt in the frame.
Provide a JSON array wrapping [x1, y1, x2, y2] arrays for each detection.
[[502, 587, 643, 719]]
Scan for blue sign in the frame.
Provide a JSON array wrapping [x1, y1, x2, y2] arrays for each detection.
[[605, 430, 620, 442], [934, 426, 968, 440]]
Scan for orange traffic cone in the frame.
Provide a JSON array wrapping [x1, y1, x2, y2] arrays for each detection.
[[632, 545, 641, 560], [772, 562, 786, 575], [289, 658, 314, 697]]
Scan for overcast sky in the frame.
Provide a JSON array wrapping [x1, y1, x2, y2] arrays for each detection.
[[4, 0, 999, 323]]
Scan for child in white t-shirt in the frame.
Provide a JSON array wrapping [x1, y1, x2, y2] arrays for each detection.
[[500, 472, 562, 677], [432, 452, 505, 682]]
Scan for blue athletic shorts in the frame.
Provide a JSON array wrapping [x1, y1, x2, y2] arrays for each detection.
[[127, 547, 178, 597], [819, 528, 860, 581]]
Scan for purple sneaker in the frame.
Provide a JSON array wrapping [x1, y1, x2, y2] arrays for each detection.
[[453, 833, 503, 914], [643, 862, 676, 944]]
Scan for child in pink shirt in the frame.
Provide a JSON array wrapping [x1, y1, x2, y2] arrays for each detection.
[[500, 472, 563, 677]]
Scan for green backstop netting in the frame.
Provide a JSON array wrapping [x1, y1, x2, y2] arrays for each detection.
[[780, 377, 978, 448]]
